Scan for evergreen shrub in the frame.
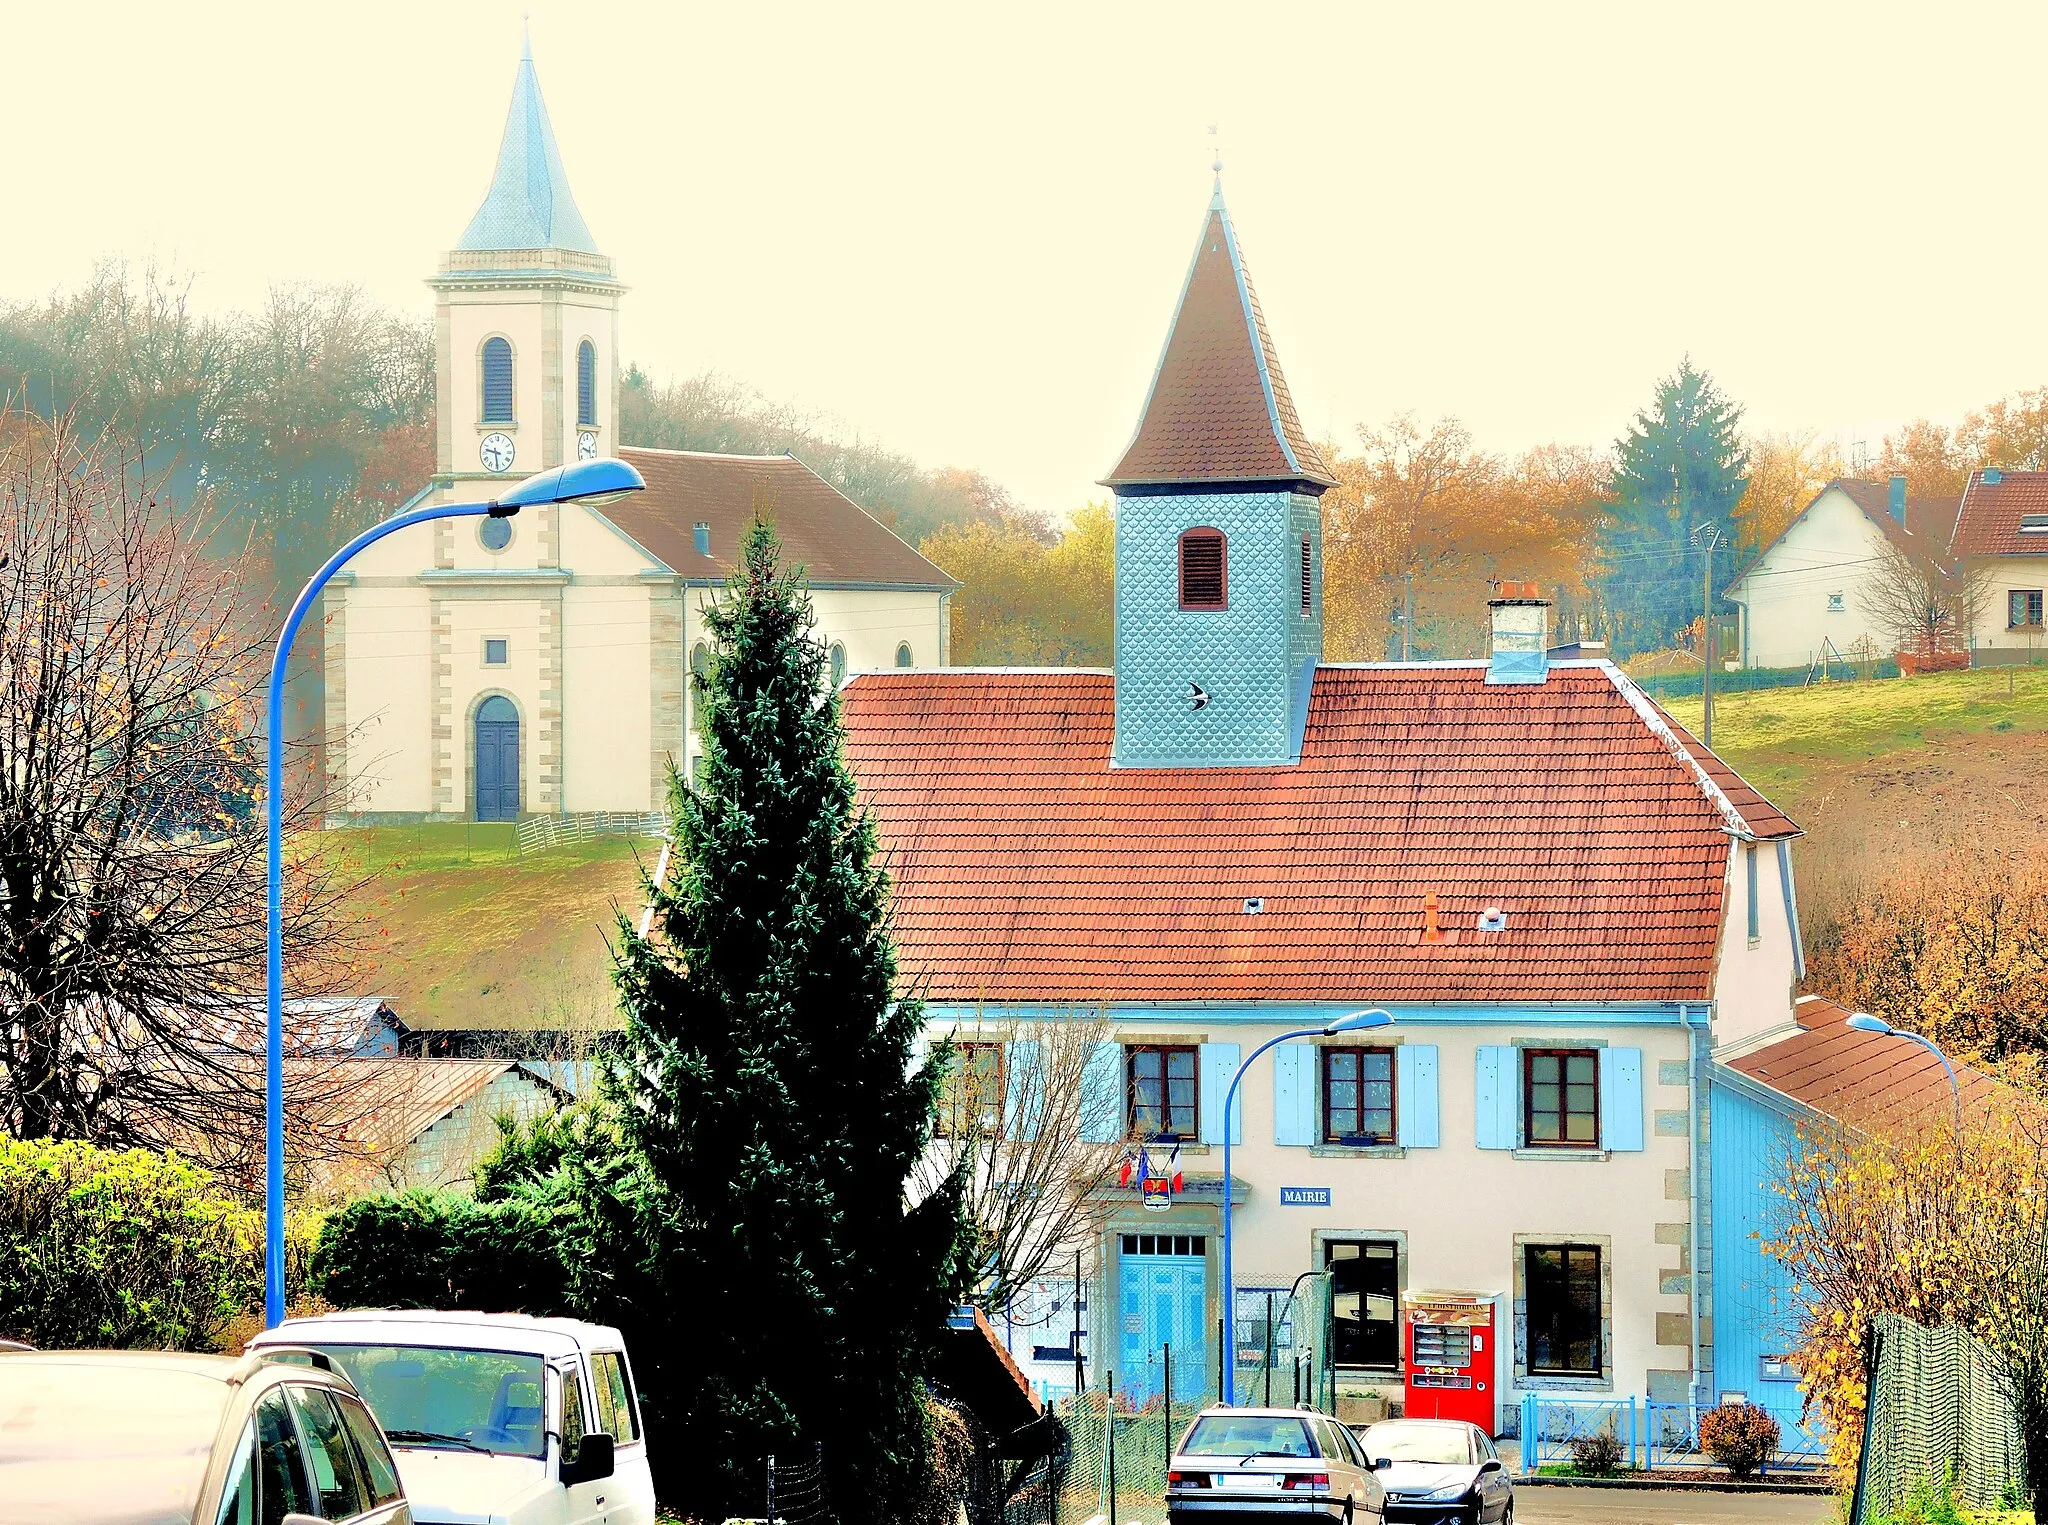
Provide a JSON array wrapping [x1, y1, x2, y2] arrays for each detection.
[[0, 1137, 261, 1349]]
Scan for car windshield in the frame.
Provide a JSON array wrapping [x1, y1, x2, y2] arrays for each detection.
[[1182, 1415, 1317, 1458], [305, 1344, 549, 1459], [0, 1363, 225, 1523], [1362, 1422, 1470, 1464]]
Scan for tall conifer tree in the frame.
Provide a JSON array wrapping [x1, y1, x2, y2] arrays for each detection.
[[1596, 358, 1749, 655], [610, 520, 968, 1523]]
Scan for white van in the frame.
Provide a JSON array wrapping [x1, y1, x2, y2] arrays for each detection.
[[249, 1310, 655, 1525]]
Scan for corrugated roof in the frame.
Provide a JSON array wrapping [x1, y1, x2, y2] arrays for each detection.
[[1102, 196, 1336, 490], [840, 662, 1794, 1004], [456, 41, 601, 255], [602, 449, 957, 589], [1950, 469, 2048, 557], [1726, 995, 2004, 1126]]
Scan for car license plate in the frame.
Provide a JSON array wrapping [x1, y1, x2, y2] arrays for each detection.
[[1214, 1473, 1278, 1490]]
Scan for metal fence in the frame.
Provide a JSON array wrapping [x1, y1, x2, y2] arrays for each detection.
[[1850, 1313, 2025, 1524], [513, 811, 665, 855], [1517, 1394, 1827, 1474]]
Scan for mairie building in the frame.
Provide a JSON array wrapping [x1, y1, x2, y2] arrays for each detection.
[[326, 43, 953, 824], [840, 179, 1806, 1434]]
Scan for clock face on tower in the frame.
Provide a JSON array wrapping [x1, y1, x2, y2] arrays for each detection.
[[479, 433, 516, 473], [577, 431, 598, 460]]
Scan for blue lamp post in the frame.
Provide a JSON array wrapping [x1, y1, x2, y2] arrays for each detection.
[[1219, 1008, 1394, 1405], [262, 456, 645, 1327], [1844, 1011, 1964, 1146]]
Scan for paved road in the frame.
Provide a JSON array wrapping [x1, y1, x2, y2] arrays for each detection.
[[1513, 1486, 1837, 1524]]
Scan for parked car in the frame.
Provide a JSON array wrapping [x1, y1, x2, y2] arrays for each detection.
[[1167, 1406, 1386, 1524], [0, 1346, 411, 1525], [248, 1310, 654, 1525], [1352, 1419, 1512, 1525]]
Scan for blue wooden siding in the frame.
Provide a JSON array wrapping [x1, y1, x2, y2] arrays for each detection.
[[1707, 1071, 1807, 1423]]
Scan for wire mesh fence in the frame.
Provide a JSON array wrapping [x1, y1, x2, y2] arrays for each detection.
[[763, 1444, 834, 1525], [1851, 1313, 2024, 1525]]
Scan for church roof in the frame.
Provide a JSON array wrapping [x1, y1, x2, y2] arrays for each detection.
[[1103, 191, 1337, 491], [600, 448, 957, 590], [840, 662, 1794, 1005], [456, 41, 601, 255]]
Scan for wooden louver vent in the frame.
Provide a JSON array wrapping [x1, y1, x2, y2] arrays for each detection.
[[1180, 529, 1227, 609], [1301, 536, 1313, 613]]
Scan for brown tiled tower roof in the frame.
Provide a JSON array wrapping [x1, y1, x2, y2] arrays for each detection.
[[1103, 191, 1338, 491]]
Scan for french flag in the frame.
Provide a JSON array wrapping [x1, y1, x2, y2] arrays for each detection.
[[1168, 1144, 1184, 1193], [1117, 1149, 1137, 1189]]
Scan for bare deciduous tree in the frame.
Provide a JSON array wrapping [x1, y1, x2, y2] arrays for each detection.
[[914, 1010, 1129, 1317], [1862, 540, 1985, 663], [0, 408, 363, 1160]]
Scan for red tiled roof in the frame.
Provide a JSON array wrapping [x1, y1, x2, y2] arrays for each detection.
[[1102, 201, 1336, 490], [1726, 995, 2005, 1126], [841, 663, 1795, 1005], [602, 448, 956, 588], [1653, 710, 1800, 840], [1950, 469, 2048, 557]]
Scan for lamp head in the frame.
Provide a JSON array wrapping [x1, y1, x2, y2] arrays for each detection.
[[1845, 1012, 1893, 1035], [1324, 1009, 1393, 1037], [490, 456, 647, 515]]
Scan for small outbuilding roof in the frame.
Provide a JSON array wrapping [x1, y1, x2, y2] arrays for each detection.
[[840, 661, 1794, 1005], [1723, 994, 2004, 1126], [601, 449, 957, 591]]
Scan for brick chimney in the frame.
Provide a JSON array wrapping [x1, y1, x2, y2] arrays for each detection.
[[1486, 580, 1551, 685]]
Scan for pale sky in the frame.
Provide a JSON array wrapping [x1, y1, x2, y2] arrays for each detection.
[[11, 2, 2048, 515]]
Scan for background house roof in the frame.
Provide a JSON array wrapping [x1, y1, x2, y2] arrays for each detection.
[[1725, 994, 2004, 1126], [1102, 197, 1336, 490], [1726, 478, 1962, 592], [1950, 469, 2048, 557], [604, 448, 957, 589], [840, 663, 1794, 1004]]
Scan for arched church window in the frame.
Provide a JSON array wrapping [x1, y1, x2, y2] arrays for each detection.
[[895, 642, 914, 669], [1179, 528, 1228, 610], [830, 643, 848, 686], [481, 337, 515, 423], [577, 339, 597, 427]]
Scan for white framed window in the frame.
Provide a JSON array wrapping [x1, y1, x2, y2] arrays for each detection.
[[1825, 592, 1844, 613]]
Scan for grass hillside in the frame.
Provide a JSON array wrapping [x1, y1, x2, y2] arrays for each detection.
[[1661, 667, 2048, 924], [328, 824, 653, 1031]]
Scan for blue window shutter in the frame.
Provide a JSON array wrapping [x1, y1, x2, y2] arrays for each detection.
[[1474, 1046, 1517, 1149], [1601, 1047, 1645, 1151], [1273, 1044, 1316, 1146], [1005, 1040, 1044, 1143], [1396, 1044, 1440, 1148], [1199, 1042, 1242, 1146], [1080, 1040, 1124, 1144]]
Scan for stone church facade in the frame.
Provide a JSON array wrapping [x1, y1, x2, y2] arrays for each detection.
[[326, 43, 954, 824]]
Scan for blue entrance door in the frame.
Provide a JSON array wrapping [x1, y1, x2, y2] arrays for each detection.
[[475, 696, 520, 821], [1118, 1250, 1208, 1404]]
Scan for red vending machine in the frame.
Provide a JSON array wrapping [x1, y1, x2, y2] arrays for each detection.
[[1401, 1291, 1498, 1433]]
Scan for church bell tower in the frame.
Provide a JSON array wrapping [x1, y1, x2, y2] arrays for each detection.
[[430, 38, 622, 499], [1103, 177, 1336, 768]]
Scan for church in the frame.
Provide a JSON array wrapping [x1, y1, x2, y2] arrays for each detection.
[[325, 43, 953, 824]]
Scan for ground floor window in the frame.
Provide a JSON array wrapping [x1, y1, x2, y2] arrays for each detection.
[[1326, 1239, 1400, 1368], [1525, 1243, 1602, 1375], [2010, 589, 2044, 629]]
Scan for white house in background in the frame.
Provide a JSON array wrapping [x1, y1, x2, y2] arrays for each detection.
[[323, 44, 953, 824], [1723, 476, 1961, 670], [1951, 467, 2048, 663]]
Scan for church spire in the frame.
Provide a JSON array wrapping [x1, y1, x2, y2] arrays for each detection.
[[1102, 190, 1335, 490], [457, 40, 601, 255]]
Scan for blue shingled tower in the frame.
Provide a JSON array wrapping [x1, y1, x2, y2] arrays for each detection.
[[458, 34, 602, 255], [1103, 180, 1337, 768]]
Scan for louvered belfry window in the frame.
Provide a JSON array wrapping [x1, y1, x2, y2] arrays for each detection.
[[1179, 528, 1227, 610], [1301, 536, 1313, 613], [481, 337, 514, 423], [577, 339, 598, 427]]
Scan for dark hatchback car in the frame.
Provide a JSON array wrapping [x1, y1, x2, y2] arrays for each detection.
[[1167, 1407, 1386, 1525], [1354, 1419, 1512, 1525]]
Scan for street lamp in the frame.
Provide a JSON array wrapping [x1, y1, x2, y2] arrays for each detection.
[[262, 456, 645, 1326], [1220, 1008, 1394, 1405], [1844, 1012, 1964, 1149]]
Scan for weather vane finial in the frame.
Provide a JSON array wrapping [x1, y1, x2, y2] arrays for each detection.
[[1209, 123, 1222, 186]]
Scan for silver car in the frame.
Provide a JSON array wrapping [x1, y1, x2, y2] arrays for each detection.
[[1168, 1406, 1387, 1525], [1354, 1419, 1512, 1525], [0, 1347, 412, 1525]]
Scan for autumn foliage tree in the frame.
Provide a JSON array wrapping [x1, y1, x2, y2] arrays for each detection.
[[920, 502, 1115, 666], [0, 411, 361, 1163]]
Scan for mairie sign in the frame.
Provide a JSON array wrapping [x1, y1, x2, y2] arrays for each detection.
[[1279, 1185, 1331, 1207]]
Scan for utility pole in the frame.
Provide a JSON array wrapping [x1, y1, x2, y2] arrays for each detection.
[[1691, 520, 1724, 748], [1401, 571, 1414, 661]]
